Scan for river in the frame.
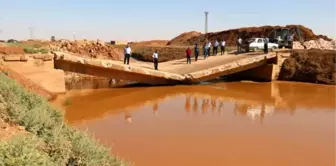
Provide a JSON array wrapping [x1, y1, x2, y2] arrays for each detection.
[[55, 81, 335, 166]]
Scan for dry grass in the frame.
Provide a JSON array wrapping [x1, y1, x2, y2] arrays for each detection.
[[0, 73, 130, 166]]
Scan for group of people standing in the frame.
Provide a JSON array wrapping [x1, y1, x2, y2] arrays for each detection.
[[123, 39, 227, 70], [186, 39, 227, 64], [203, 39, 227, 60]]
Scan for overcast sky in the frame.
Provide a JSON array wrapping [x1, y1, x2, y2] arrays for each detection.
[[0, 0, 335, 41]]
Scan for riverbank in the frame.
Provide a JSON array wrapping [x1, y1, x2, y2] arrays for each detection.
[[279, 49, 335, 85], [0, 73, 129, 166]]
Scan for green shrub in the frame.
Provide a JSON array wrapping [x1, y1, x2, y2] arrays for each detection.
[[0, 134, 55, 166], [40, 48, 49, 54], [23, 48, 49, 54], [23, 48, 38, 54], [0, 73, 128, 166]]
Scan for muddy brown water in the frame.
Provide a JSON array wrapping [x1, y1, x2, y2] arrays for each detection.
[[57, 81, 335, 166]]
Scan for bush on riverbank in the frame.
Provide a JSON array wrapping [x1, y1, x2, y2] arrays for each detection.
[[0, 73, 129, 166]]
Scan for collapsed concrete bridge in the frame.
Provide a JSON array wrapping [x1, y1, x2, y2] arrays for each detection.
[[53, 51, 286, 85]]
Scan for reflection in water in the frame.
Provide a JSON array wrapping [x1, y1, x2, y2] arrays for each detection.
[[192, 98, 198, 113], [181, 96, 274, 124], [124, 112, 132, 124], [201, 98, 209, 114], [185, 96, 191, 113], [153, 102, 159, 116], [218, 101, 224, 113], [61, 82, 336, 166]]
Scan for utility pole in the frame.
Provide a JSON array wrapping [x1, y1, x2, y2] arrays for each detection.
[[28, 27, 35, 40], [204, 11, 209, 34], [73, 32, 76, 41]]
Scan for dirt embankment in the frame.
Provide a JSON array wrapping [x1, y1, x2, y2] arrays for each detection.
[[0, 46, 25, 54], [50, 40, 123, 60], [168, 25, 331, 46], [167, 31, 202, 46], [132, 46, 189, 62], [279, 49, 336, 85]]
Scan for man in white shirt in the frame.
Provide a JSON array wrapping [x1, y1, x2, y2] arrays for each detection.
[[213, 40, 219, 56], [220, 40, 226, 55], [207, 41, 212, 56], [124, 44, 132, 65], [237, 37, 242, 53], [152, 50, 159, 70]]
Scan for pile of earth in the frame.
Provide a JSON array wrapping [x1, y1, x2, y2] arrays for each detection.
[[168, 25, 331, 46], [131, 46, 189, 62], [50, 40, 122, 60], [167, 31, 202, 45], [279, 49, 336, 85]]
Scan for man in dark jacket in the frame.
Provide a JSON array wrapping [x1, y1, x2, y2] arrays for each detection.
[[194, 43, 199, 61], [264, 37, 269, 54]]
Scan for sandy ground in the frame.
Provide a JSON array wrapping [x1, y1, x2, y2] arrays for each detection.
[[2, 59, 65, 95]]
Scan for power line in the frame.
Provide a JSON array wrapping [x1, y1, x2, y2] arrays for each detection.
[[28, 27, 35, 40], [204, 11, 209, 34]]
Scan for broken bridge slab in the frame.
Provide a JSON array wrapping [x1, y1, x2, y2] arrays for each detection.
[[53, 51, 185, 85], [53, 51, 279, 85]]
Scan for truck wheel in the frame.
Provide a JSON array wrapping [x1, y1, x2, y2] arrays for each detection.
[[270, 47, 275, 52], [253, 48, 258, 52]]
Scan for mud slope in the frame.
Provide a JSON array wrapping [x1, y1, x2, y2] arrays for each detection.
[[279, 49, 336, 85], [168, 31, 202, 46], [168, 25, 331, 46]]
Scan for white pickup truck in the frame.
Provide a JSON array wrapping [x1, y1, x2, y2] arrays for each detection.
[[242, 38, 279, 52]]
